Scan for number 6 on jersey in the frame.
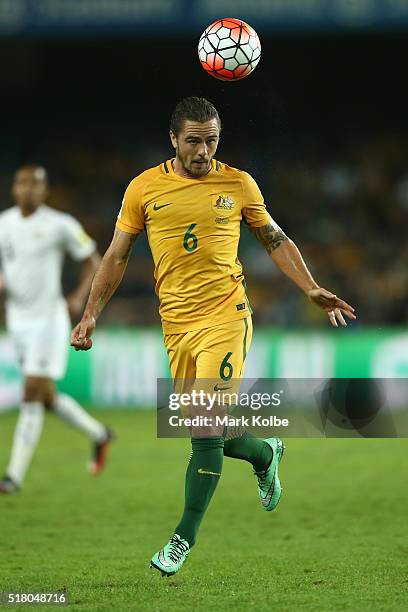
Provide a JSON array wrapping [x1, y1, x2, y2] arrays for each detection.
[[183, 224, 198, 253]]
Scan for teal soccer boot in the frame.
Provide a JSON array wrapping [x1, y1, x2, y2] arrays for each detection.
[[255, 437, 285, 511], [150, 534, 190, 577]]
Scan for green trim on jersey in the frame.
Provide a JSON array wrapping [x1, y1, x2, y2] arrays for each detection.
[[242, 278, 253, 315], [243, 317, 249, 363]]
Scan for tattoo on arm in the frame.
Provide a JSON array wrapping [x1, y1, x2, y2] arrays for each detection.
[[88, 232, 139, 319], [96, 282, 114, 308], [93, 277, 123, 318], [117, 234, 138, 263], [250, 223, 288, 254]]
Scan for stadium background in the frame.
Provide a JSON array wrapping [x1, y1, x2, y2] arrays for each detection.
[[1, 1, 408, 406], [1, 3, 408, 611]]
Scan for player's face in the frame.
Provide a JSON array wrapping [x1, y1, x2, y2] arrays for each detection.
[[12, 167, 48, 214], [170, 119, 220, 178]]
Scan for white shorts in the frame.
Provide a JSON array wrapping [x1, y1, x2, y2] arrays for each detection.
[[9, 302, 70, 381]]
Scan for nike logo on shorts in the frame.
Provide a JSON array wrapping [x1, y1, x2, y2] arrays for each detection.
[[214, 384, 232, 392]]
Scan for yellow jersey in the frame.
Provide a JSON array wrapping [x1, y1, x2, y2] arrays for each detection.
[[116, 158, 271, 334]]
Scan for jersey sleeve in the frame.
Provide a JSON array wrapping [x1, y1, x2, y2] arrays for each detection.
[[116, 177, 145, 234], [62, 215, 96, 261], [241, 171, 272, 228]]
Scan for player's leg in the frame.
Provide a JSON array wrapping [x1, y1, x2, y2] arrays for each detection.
[[223, 428, 273, 471], [173, 434, 224, 546], [150, 432, 224, 576], [151, 331, 224, 576], [45, 383, 112, 475], [0, 375, 46, 493], [1, 304, 112, 494], [0, 326, 48, 493], [195, 316, 284, 511], [43, 305, 113, 474], [47, 382, 112, 476]]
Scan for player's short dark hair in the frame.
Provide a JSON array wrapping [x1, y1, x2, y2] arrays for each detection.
[[170, 97, 221, 136]]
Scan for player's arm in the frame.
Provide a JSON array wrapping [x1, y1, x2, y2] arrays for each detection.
[[70, 228, 140, 350], [66, 252, 101, 319], [249, 221, 356, 327]]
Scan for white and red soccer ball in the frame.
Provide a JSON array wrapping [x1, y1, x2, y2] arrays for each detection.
[[198, 18, 261, 81]]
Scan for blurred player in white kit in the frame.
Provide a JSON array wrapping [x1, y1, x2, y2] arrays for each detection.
[[0, 165, 113, 494]]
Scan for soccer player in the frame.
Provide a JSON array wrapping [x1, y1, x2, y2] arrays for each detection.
[[71, 97, 356, 575], [0, 165, 114, 494]]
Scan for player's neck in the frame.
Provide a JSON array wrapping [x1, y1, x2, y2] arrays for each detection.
[[18, 204, 42, 218]]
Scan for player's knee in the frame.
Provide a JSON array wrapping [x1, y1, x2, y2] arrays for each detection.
[[189, 399, 226, 437], [190, 424, 224, 437], [24, 377, 52, 404], [43, 382, 56, 410], [24, 381, 41, 402]]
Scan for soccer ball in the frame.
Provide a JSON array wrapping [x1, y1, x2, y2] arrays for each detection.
[[198, 18, 261, 81]]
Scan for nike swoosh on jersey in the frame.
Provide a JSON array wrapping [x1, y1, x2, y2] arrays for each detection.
[[153, 203, 172, 211]]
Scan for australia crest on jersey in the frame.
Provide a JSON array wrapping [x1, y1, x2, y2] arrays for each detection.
[[212, 194, 236, 225]]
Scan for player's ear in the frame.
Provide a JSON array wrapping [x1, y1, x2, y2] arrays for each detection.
[[169, 130, 178, 150]]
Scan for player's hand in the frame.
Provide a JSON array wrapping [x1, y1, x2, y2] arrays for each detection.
[[66, 292, 85, 320], [307, 287, 356, 327], [70, 315, 96, 351]]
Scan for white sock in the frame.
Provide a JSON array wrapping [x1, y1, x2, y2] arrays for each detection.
[[6, 402, 44, 486], [53, 393, 106, 442]]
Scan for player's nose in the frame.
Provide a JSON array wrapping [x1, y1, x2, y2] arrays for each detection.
[[197, 143, 208, 158]]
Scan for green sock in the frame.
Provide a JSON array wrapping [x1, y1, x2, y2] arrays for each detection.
[[175, 437, 224, 547], [223, 432, 273, 473]]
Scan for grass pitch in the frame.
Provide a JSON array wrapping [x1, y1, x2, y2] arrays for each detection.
[[0, 409, 407, 611]]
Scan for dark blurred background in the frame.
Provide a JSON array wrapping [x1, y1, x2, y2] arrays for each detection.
[[1, 1, 407, 329]]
